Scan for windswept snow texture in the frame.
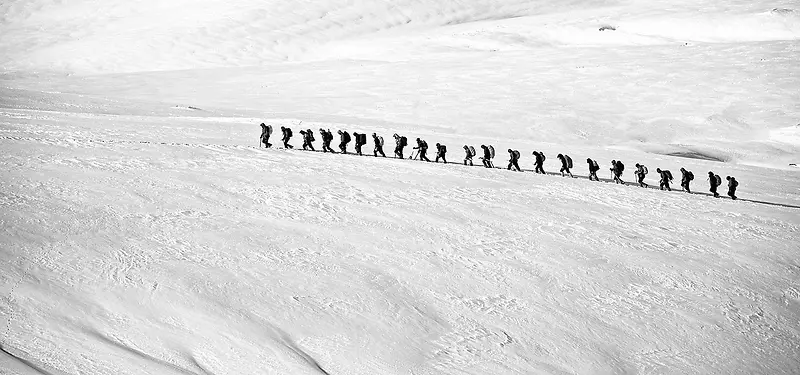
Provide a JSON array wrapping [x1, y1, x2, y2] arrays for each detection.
[[2, 0, 800, 374]]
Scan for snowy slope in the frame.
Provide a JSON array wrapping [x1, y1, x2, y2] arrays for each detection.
[[2, 87, 800, 375], [2, 0, 800, 374], [3, 0, 799, 168]]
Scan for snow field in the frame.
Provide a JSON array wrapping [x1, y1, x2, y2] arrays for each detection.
[[2, 0, 800, 373], [2, 97, 800, 374], [2, 0, 799, 73]]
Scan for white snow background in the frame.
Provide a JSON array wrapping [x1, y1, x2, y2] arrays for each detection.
[[1, 0, 799, 374]]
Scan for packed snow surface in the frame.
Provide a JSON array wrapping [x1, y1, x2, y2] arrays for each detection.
[[1, 0, 800, 374]]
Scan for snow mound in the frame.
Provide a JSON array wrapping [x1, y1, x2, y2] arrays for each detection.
[[4, 1, 799, 74], [0, 0, 608, 73], [618, 9, 800, 44]]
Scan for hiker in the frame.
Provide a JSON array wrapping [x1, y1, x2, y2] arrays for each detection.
[[708, 171, 721, 197], [635, 163, 649, 187], [507, 149, 522, 171], [680, 168, 694, 193], [353, 132, 365, 155], [435, 143, 447, 163], [557, 154, 574, 177], [372, 133, 386, 157], [338, 130, 351, 154], [319, 128, 335, 153], [299, 129, 315, 151], [586, 158, 600, 181], [414, 138, 431, 162], [486, 145, 495, 168], [532, 151, 546, 174], [656, 168, 673, 191], [610, 160, 625, 184], [306, 129, 316, 151], [726, 176, 738, 200], [259, 123, 272, 148], [480, 145, 492, 168], [281, 126, 294, 149], [393, 133, 407, 159], [359, 132, 367, 155], [299, 130, 308, 149], [463, 145, 474, 166]]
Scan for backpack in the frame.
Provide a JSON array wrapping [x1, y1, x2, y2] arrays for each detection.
[[308, 131, 315, 142], [665, 170, 673, 180], [421, 140, 428, 149], [617, 161, 624, 173], [541, 153, 546, 163], [513, 150, 520, 160], [565, 155, 573, 168], [731, 179, 738, 188], [286, 128, 292, 137], [591, 159, 599, 171], [489, 145, 495, 159], [687, 171, 694, 181], [468, 146, 475, 157], [715, 175, 722, 186], [266, 125, 273, 137], [379, 136, 384, 147], [440, 145, 447, 153], [400, 136, 407, 147], [642, 165, 648, 175], [360, 134, 367, 144], [343, 132, 351, 142]]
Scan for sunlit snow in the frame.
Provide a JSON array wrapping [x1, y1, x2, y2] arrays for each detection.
[[1, 0, 799, 374]]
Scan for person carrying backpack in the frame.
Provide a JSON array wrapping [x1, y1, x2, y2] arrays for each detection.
[[610, 160, 625, 184], [307, 128, 315, 146], [557, 154, 574, 177], [463, 145, 474, 166], [372, 133, 386, 157], [393, 133, 407, 159], [708, 171, 721, 197], [507, 149, 522, 171], [353, 132, 364, 155], [259, 123, 273, 148], [726, 176, 738, 200], [318, 128, 335, 153], [680, 168, 694, 193], [435, 143, 447, 163], [338, 130, 351, 154], [480, 145, 492, 168], [281, 126, 294, 149], [656, 168, 673, 191], [414, 138, 431, 162], [318, 128, 327, 152], [532, 151, 546, 174], [634, 163, 649, 188], [486, 145, 496, 168], [586, 158, 600, 181], [299, 130, 316, 151]]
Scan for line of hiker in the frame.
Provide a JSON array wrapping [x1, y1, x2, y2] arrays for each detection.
[[259, 123, 739, 200]]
